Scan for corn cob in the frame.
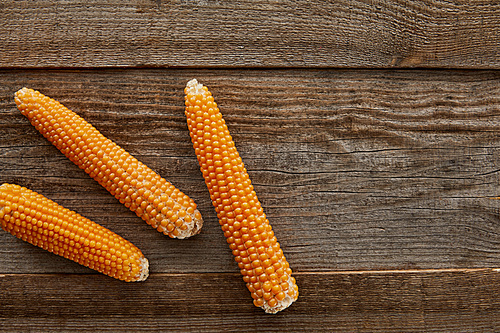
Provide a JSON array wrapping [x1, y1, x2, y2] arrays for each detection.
[[0, 183, 148, 282], [15, 88, 203, 239], [184, 79, 298, 314]]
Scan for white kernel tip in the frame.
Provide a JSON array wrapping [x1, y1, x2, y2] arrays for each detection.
[[135, 256, 149, 282], [186, 79, 206, 96]]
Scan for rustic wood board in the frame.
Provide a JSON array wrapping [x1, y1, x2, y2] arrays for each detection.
[[0, 1, 499, 69], [1, 270, 500, 332], [1, 69, 500, 331]]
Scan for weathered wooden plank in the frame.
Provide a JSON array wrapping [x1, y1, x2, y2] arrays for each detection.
[[1, 69, 500, 275], [0, 1, 498, 69], [1, 269, 499, 332]]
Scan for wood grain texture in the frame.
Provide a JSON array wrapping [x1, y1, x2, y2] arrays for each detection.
[[1, 69, 500, 276], [1, 68, 500, 331], [1, 269, 500, 332], [0, 0, 499, 69], [2, 1, 499, 330]]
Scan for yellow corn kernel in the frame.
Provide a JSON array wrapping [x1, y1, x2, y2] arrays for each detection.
[[14, 88, 203, 239], [184, 79, 298, 314], [0, 183, 148, 282]]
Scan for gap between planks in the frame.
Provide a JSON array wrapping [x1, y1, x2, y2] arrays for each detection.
[[1, 267, 500, 278]]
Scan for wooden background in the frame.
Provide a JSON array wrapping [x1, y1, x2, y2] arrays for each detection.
[[1, 1, 500, 332]]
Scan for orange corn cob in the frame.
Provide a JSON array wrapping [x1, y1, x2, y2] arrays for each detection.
[[0, 183, 149, 282], [15, 88, 203, 239], [184, 79, 298, 313]]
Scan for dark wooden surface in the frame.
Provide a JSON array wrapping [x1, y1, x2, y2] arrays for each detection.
[[1, 0, 499, 69], [1, 1, 500, 332]]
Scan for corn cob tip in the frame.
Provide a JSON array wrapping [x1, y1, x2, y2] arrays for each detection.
[[136, 256, 150, 282], [262, 274, 298, 314], [14, 87, 31, 109], [185, 79, 205, 96], [175, 213, 203, 239], [14, 86, 33, 100], [15, 87, 30, 97]]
